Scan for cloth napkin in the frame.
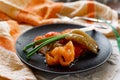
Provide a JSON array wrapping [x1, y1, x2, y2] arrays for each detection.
[[0, 0, 119, 80]]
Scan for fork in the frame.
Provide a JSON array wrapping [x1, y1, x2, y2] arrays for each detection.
[[56, 14, 109, 29], [57, 14, 111, 24]]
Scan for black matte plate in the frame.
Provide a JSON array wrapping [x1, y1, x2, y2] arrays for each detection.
[[16, 23, 112, 74]]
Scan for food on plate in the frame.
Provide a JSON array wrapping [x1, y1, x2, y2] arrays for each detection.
[[66, 29, 98, 54], [23, 28, 99, 66], [46, 41, 75, 66]]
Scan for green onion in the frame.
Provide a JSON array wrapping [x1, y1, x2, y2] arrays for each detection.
[[23, 36, 55, 51], [26, 34, 67, 59]]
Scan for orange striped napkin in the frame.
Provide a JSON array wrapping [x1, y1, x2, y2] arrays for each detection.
[[0, 0, 118, 79]]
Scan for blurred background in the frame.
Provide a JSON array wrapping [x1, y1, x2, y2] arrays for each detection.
[[53, 0, 120, 16]]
